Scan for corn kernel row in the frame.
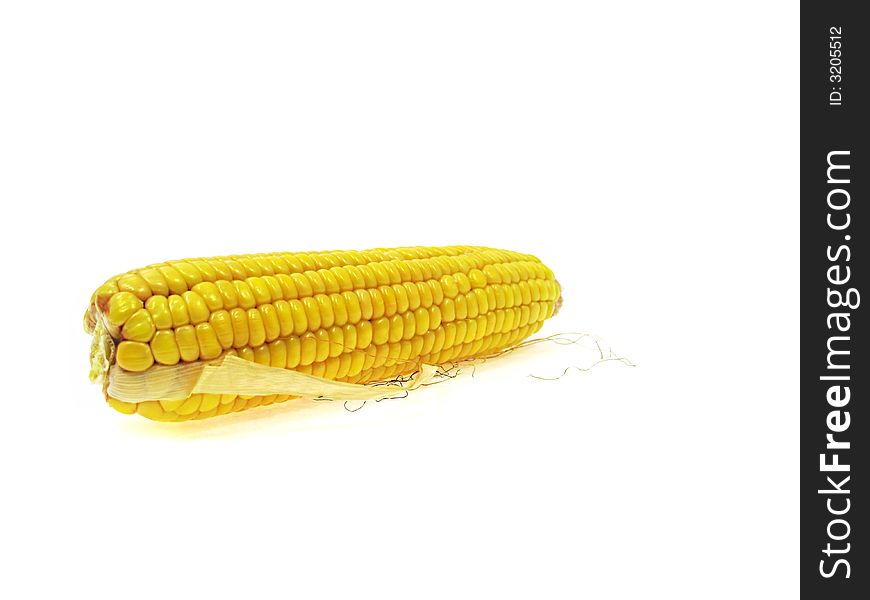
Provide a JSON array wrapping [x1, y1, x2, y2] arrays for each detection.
[[115, 276, 557, 368], [85, 247, 551, 332], [108, 320, 544, 421]]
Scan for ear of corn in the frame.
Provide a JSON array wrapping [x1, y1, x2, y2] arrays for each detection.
[[85, 245, 561, 421]]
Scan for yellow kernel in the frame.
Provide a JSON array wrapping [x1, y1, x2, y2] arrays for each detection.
[[342, 291, 361, 324], [173, 262, 204, 286], [183, 290, 210, 324], [369, 288, 386, 319], [474, 287, 489, 314], [370, 263, 391, 286], [248, 277, 272, 305], [464, 319, 477, 344], [229, 307, 249, 348], [191, 260, 218, 282], [275, 274, 299, 299], [210, 261, 233, 281], [328, 326, 344, 357], [494, 310, 505, 333], [335, 352, 352, 379], [443, 323, 457, 349], [136, 401, 174, 421], [192, 282, 223, 311], [357, 320, 373, 349], [468, 269, 487, 289], [107, 397, 138, 415], [274, 300, 294, 337], [431, 327, 446, 354], [528, 302, 541, 323], [159, 265, 188, 295], [529, 279, 542, 302], [299, 332, 317, 366], [357, 264, 378, 288], [263, 276, 283, 302], [343, 323, 358, 350], [122, 308, 156, 342], [345, 265, 367, 289], [402, 311, 416, 340], [372, 343, 389, 369], [454, 272, 471, 295], [330, 293, 348, 326], [260, 304, 281, 342], [200, 393, 221, 412], [254, 257, 275, 276], [176, 394, 202, 416], [322, 356, 340, 379], [195, 323, 222, 360], [384, 261, 402, 284], [393, 284, 410, 314], [302, 296, 321, 331], [475, 315, 488, 340], [151, 330, 180, 365], [414, 307, 430, 335], [285, 336, 301, 368], [421, 331, 436, 355], [428, 279, 444, 304], [330, 266, 353, 291], [224, 260, 247, 279], [519, 305, 531, 327], [233, 280, 256, 309], [465, 291, 479, 319], [455, 320, 468, 345], [288, 299, 308, 335], [356, 289, 374, 320], [494, 285, 506, 309], [247, 308, 266, 347], [310, 361, 327, 378], [209, 309, 234, 349], [385, 341, 401, 366], [314, 328, 331, 362], [139, 268, 169, 296], [454, 294, 468, 320], [407, 260, 425, 283], [145, 296, 172, 330], [168, 294, 190, 327], [417, 282, 433, 308], [441, 297, 456, 322], [380, 285, 397, 316], [317, 294, 335, 328], [238, 258, 262, 277], [253, 344, 271, 366], [373, 317, 390, 345], [159, 400, 184, 413], [269, 339, 287, 368], [428, 305, 442, 330], [305, 271, 326, 294], [319, 269, 341, 294], [116, 340, 154, 372], [291, 272, 313, 297], [483, 264, 501, 284], [398, 339, 413, 362], [281, 255, 303, 274], [347, 350, 366, 378], [403, 282, 421, 311], [117, 273, 152, 301], [106, 291, 143, 327], [388, 313, 404, 343]]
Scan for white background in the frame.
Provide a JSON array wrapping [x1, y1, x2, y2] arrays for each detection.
[[0, 2, 798, 598]]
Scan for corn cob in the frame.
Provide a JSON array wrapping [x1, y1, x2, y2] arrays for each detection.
[[84, 245, 561, 421]]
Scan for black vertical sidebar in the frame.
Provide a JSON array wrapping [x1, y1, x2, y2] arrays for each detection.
[[801, 2, 868, 597]]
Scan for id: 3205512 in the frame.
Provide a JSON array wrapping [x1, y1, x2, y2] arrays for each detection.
[[829, 26, 843, 106]]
